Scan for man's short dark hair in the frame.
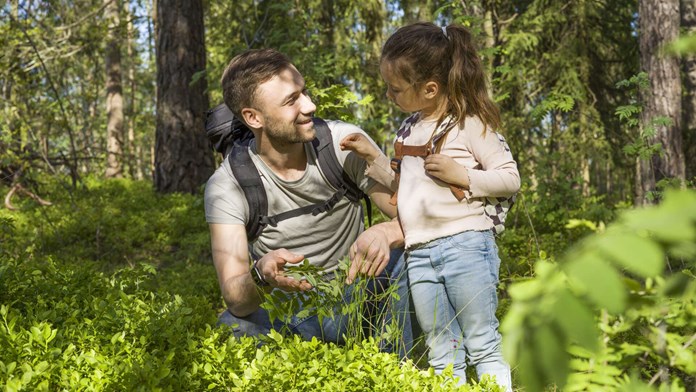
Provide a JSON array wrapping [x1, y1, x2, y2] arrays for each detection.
[[221, 49, 294, 118]]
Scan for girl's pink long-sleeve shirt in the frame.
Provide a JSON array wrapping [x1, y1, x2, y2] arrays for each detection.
[[366, 115, 520, 248]]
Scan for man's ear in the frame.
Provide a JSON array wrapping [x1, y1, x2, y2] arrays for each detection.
[[241, 108, 263, 130], [422, 81, 440, 100]]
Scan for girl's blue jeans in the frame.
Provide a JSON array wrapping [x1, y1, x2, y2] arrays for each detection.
[[218, 249, 412, 358], [407, 230, 511, 391]]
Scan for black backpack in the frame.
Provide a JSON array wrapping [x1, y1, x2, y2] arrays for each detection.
[[205, 103, 371, 242]]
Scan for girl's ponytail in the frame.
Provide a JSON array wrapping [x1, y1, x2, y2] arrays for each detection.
[[446, 25, 500, 132]]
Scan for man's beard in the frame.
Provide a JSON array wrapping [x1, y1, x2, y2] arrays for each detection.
[[265, 116, 315, 145]]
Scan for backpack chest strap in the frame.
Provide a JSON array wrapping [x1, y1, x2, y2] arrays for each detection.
[[394, 141, 431, 159], [390, 140, 466, 205]]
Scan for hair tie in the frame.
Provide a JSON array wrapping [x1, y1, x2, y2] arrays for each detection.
[[442, 26, 449, 39]]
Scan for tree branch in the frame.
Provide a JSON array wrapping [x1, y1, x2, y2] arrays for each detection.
[[5, 9, 81, 188]]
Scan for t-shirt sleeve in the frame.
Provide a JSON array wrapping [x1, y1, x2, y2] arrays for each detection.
[[327, 120, 378, 193], [204, 163, 249, 225]]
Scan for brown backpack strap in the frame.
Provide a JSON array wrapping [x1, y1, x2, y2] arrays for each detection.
[[431, 126, 466, 201], [389, 141, 404, 206], [390, 135, 466, 205]]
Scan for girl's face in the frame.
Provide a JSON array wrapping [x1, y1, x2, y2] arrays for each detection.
[[380, 61, 442, 119]]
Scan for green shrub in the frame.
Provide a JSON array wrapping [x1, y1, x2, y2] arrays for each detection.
[[502, 189, 696, 391], [0, 257, 500, 391], [1, 177, 210, 266], [0, 177, 501, 391]]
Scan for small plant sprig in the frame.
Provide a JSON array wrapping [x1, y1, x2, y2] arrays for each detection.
[[261, 259, 344, 326], [260, 257, 407, 353]]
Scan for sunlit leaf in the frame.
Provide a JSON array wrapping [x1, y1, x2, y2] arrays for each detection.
[[564, 254, 626, 313], [596, 233, 664, 277], [552, 289, 600, 351]]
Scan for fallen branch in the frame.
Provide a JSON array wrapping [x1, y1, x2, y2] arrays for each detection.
[[4, 183, 53, 211]]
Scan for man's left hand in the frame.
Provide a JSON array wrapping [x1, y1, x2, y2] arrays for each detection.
[[346, 226, 390, 284]]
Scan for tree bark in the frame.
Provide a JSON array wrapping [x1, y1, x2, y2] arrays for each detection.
[[125, 3, 144, 180], [105, 0, 124, 178], [637, 0, 685, 205], [682, 0, 696, 182], [154, 0, 213, 193]]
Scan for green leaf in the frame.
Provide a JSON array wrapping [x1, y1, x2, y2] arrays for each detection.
[[622, 208, 695, 244], [596, 233, 664, 277], [552, 289, 599, 351], [534, 322, 570, 388], [564, 253, 626, 313], [516, 327, 554, 391], [507, 279, 543, 301]]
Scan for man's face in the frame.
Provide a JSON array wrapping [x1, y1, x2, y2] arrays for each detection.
[[252, 66, 317, 145]]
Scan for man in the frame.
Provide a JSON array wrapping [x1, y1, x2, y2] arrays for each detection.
[[204, 48, 410, 353]]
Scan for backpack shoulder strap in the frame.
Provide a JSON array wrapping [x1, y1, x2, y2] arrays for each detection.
[[228, 119, 373, 243], [228, 142, 267, 242], [312, 118, 372, 225]]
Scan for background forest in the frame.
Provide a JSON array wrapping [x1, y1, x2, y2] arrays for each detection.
[[1, 0, 695, 391]]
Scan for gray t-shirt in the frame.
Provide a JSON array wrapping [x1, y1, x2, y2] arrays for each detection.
[[204, 120, 377, 273]]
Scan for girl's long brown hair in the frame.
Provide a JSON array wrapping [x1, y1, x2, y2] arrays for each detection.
[[381, 22, 501, 132]]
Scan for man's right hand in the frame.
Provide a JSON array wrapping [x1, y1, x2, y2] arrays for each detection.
[[257, 249, 313, 291]]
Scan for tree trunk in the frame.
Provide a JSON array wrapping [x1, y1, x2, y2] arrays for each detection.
[[154, 0, 213, 193], [682, 0, 696, 182], [126, 3, 144, 180], [105, 0, 124, 178], [637, 0, 685, 205]]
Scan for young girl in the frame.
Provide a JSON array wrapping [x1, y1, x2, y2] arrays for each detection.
[[341, 22, 519, 391]]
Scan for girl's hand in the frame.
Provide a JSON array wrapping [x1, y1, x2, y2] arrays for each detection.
[[424, 154, 470, 188], [340, 133, 380, 163]]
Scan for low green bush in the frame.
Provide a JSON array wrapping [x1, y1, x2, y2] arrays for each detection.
[[0, 257, 499, 391], [5, 176, 693, 391], [2, 177, 210, 267], [0, 177, 500, 391]]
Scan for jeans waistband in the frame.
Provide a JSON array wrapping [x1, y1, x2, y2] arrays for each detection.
[[406, 229, 492, 252]]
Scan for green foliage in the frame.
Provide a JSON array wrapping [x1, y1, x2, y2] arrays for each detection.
[[666, 32, 696, 55], [502, 189, 696, 391], [261, 259, 344, 325], [0, 257, 496, 391], [529, 92, 576, 119], [0, 177, 501, 391], [261, 257, 408, 355], [1, 1, 157, 180], [205, 0, 400, 146], [496, 0, 639, 204], [616, 73, 661, 162], [1, 177, 209, 266]]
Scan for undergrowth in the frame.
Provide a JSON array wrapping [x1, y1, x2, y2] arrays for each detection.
[[0, 177, 498, 391]]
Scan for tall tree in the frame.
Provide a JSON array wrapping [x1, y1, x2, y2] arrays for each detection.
[[682, 0, 696, 182], [154, 0, 213, 193], [637, 0, 685, 205], [105, 0, 124, 178], [496, 0, 638, 209]]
